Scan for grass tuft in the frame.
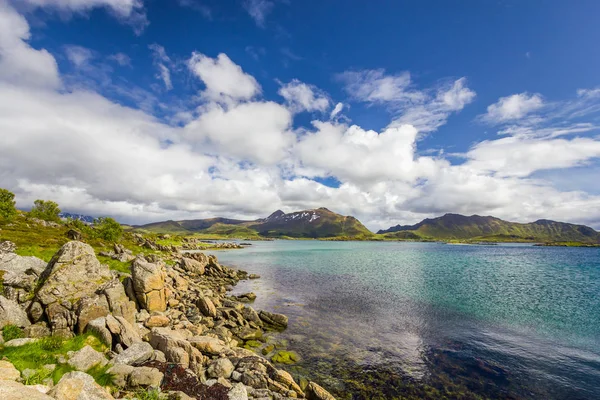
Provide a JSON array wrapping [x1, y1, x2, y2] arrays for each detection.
[[2, 324, 24, 341]]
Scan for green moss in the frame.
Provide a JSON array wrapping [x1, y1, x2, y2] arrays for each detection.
[[271, 350, 300, 365], [97, 255, 131, 274], [262, 344, 275, 355], [0, 333, 108, 384], [2, 324, 24, 341]]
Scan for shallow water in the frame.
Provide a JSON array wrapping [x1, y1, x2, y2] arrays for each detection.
[[210, 241, 600, 399]]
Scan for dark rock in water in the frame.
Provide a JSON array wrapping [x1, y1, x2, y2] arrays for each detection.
[[306, 381, 336, 400], [248, 274, 260, 279], [259, 310, 288, 329]]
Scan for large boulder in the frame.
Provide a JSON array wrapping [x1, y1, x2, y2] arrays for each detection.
[[0, 295, 31, 329], [197, 296, 217, 318], [101, 279, 136, 325], [179, 257, 206, 275], [105, 314, 141, 348], [148, 328, 204, 374], [207, 358, 234, 379], [0, 241, 46, 303], [49, 371, 115, 399], [0, 380, 54, 400], [128, 366, 163, 388], [0, 360, 21, 381], [110, 341, 154, 366], [35, 242, 112, 336], [67, 345, 108, 371], [131, 257, 167, 312]]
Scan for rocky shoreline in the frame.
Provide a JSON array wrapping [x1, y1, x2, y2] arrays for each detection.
[[0, 239, 336, 400]]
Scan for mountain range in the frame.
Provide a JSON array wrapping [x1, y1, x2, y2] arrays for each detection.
[[135, 209, 600, 243]]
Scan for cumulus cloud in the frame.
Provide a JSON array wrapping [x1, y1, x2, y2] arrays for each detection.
[[278, 79, 330, 113], [188, 52, 261, 102], [0, 1, 60, 88], [481, 92, 544, 123], [3, 1, 600, 231]]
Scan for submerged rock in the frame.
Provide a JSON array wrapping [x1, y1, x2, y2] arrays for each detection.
[[259, 310, 288, 329]]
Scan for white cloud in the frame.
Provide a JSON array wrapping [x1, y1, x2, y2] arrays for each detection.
[[3, 2, 600, 232], [330, 102, 344, 119], [465, 136, 600, 177], [243, 0, 273, 27], [14, 0, 148, 33], [148, 44, 173, 90], [481, 92, 544, 123], [184, 101, 293, 165], [108, 52, 131, 66], [278, 79, 330, 113], [295, 122, 444, 186], [339, 69, 475, 132], [188, 52, 261, 101], [338, 69, 422, 104], [64, 45, 94, 67], [0, 1, 60, 88]]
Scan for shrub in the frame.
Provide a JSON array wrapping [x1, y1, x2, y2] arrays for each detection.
[[29, 199, 61, 223], [0, 188, 17, 220], [94, 217, 123, 242]]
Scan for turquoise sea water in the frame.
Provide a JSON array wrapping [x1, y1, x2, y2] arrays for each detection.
[[210, 241, 600, 399]]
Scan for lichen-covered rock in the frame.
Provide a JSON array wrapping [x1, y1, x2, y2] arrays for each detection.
[[207, 358, 235, 379], [0, 380, 54, 400], [189, 335, 226, 355], [110, 341, 154, 366], [67, 345, 108, 372], [306, 381, 336, 400], [105, 314, 141, 348], [0, 360, 20, 381], [179, 257, 206, 275], [85, 317, 112, 348], [148, 328, 204, 374], [106, 364, 133, 387], [128, 366, 164, 388], [131, 257, 167, 312], [227, 382, 248, 400], [197, 296, 217, 318], [76, 294, 110, 334], [35, 242, 112, 335], [101, 279, 136, 325], [49, 371, 115, 399], [0, 295, 31, 329]]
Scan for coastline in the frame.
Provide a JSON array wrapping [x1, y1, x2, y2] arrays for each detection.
[[0, 222, 338, 399]]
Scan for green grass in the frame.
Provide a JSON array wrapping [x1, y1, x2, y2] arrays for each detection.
[[0, 334, 109, 384], [97, 255, 131, 274], [126, 389, 162, 400], [2, 324, 24, 341]]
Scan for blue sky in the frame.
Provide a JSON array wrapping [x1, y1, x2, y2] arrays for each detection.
[[1, 0, 600, 229]]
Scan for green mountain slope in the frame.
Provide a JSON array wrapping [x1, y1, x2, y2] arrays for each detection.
[[378, 213, 600, 243], [135, 208, 374, 239]]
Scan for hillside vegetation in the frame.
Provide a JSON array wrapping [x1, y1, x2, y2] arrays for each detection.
[[378, 213, 600, 243]]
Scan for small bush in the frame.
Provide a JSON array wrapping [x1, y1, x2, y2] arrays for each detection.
[[29, 199, 61, 223], [94, 217, 123, 242], [0, 188, 17, 220], [2, 324, 24, 341]]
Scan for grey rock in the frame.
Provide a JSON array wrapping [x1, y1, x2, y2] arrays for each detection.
[[0, 380, 54, 400], [4, 338, 37, 347], [110, 341, 154, 366], [207, 358, 235, 379], [85, 317, 113, 348], [128, 366, 163, 388], [0, 295, 31, 329], [49, 371, 115, 399], [107, 364, 134, 388], [0, 360, 21, 381], [131, 257, 167, 312], [105, 314, 141, 348], [67, 345, 108, 371], [197, 296, 217, 318]]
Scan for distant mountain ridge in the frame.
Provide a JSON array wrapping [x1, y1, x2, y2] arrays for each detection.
[[59, 212, 95, 223], [378, 213, 600, 243], [136, 207, 373, 238]]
